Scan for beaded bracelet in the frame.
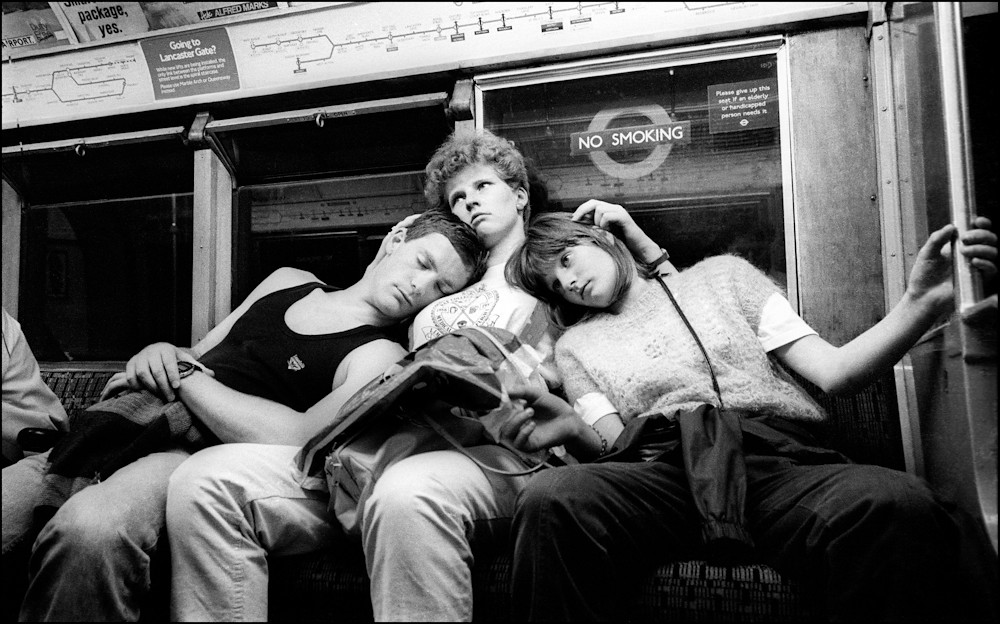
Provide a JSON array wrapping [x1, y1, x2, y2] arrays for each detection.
[[590, 424, 609, 456]]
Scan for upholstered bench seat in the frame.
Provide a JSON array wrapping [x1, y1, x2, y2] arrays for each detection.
[[33, 363, 902, 621]]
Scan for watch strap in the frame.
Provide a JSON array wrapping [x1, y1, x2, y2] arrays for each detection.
[[177, 360, 204, 379], [647, 248, 671, 267]]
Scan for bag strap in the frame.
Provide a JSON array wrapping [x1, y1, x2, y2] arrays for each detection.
[[415, 327, 560, 476], [465, 325, 542, 381], [655, 275, 726, 410], [420, 412, 554, 477]]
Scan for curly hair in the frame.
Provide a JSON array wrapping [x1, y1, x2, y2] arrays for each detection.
[[505, 212, 655, 327], [423, 129, 531, 226]]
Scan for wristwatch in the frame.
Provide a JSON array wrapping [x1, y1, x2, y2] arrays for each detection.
[[177, 360, 204, 379]]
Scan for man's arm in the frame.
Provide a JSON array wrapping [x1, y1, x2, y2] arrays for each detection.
[[106, 267, 322, 401], [176, 338, 406, 446]]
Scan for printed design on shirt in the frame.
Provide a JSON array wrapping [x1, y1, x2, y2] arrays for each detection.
[[422, 285, 500, 342], [287, 354, 305, 371]]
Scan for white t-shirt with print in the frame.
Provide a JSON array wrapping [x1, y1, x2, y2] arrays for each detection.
[[408, 262, 563, 460], [408, 263, 556, 360]]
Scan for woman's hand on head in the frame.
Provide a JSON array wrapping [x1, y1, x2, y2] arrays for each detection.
[[363, 213, 422, 278], [572, 199, 661, 263], [572, 199, 635, 232]]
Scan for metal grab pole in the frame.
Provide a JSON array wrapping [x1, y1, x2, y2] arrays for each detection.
[[934, 2, 982, 312], [929, 3, 998, 555]]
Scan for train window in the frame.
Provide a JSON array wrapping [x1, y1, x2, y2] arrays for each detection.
[[4, 131, 193, 361], [210, 98, 452, 185], [210, 92, 456, 303], [238, 171, 428, 293], [478, 46, 788, 288]]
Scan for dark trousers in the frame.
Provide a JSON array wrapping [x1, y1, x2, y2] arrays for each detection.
[[510, 456, 998, 622]]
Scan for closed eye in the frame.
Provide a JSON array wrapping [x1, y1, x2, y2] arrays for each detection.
[[423, 251, 457, 295]]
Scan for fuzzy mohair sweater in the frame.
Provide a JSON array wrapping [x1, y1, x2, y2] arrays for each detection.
[[555, 255, 826, 423]]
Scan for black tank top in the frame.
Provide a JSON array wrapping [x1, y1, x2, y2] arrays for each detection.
[[200, 282, 398, 412]]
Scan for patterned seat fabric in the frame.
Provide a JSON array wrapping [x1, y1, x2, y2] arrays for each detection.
[[40, 369, 120, 420], [39, 366, 898, 622]]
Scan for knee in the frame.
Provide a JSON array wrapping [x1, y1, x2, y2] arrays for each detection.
[[833, 466, 948, 536], [169, 447, 219, 500], [166, 446, 242, 526], [516, 466, 593, 524], [39, 499, 127, 556], [364, 455, 484, 534], [366, 467, 444, 523], [856, 467, 938, 517]]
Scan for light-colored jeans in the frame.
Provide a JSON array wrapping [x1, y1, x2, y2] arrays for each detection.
[[2, 448, 189, 621], [365, 445, 531, 621], [167, 443, 531, 622], [2, 451, 49, 555], [167, 444, 335, 621]]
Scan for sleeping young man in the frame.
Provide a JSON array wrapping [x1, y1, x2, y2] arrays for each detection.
[[1, 210, 486, 622]]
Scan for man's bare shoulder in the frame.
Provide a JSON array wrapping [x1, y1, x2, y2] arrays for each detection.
[[249, 267, 324, 298], [266, 267, 322, 287]]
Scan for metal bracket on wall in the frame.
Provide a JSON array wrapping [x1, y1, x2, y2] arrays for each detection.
[[447, 79, 474, 122], [187, 111, 237, 187]]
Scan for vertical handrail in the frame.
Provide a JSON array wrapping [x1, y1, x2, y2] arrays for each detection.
[[934, 2, 981, 312]]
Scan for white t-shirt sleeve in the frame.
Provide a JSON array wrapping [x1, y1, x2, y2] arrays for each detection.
[[757, 293, 817, 352], [573, 392, 619, 427]]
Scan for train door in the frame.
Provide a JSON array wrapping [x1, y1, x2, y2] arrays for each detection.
[[3, 126, 194, 361], [873, 1, 997, 552], [193, 86, 464, 342]]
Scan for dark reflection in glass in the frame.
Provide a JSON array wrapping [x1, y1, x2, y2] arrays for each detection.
[[484, 54, 786, 285], [22, 195, 193, 361]]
